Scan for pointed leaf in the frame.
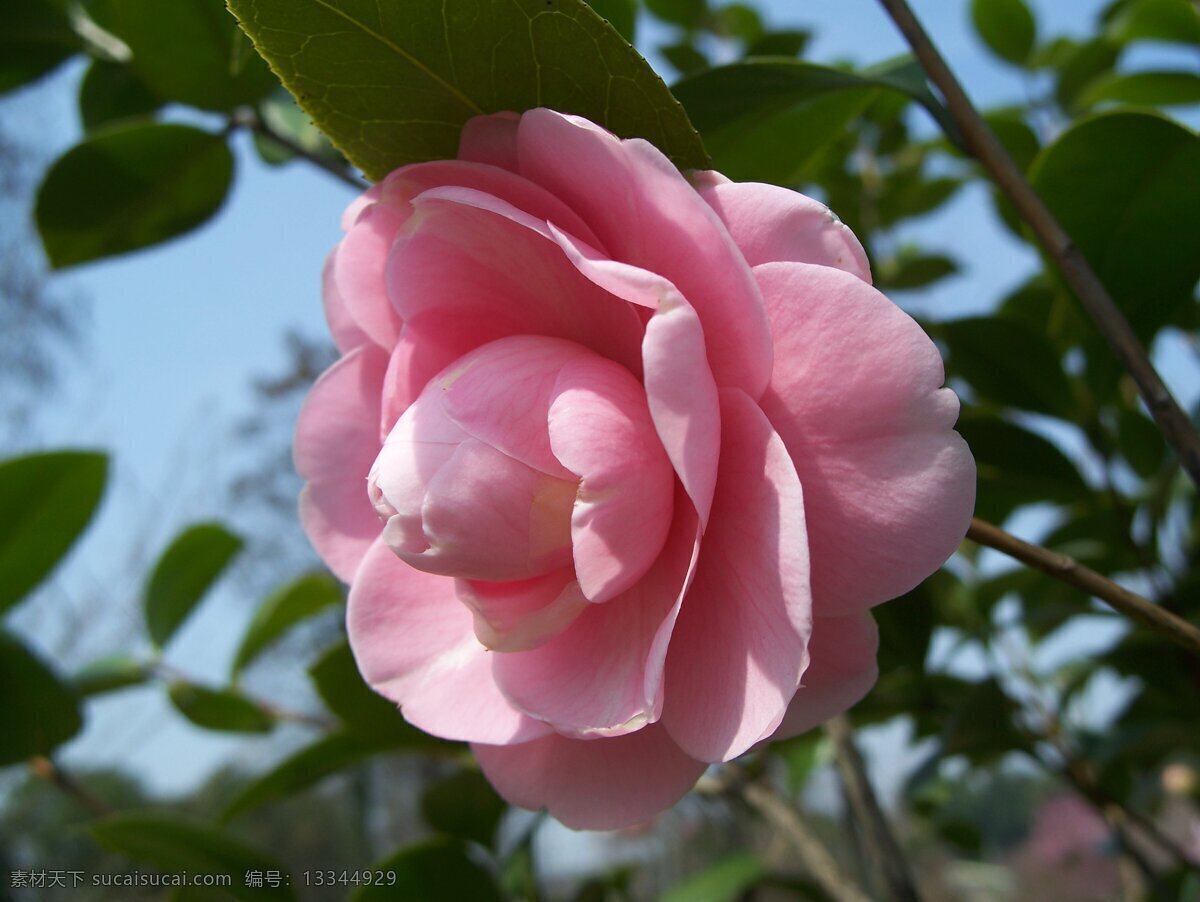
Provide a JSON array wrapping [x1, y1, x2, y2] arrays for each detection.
[[662, 854, 765, 902], [79, 60, 161, 132], [0, 629, 83, 765], [231, 572, 342, 677], [168, 683, 274, 734], [971, 0, 1036, 65], [228, 0, 708, 180], [420, 769, 506, 848], [0, 451, 107, 615], [36, 123, 234, 269], [0, 0, 80, 96], [71, 655, 152, 698], [144, 523, 242, 647]]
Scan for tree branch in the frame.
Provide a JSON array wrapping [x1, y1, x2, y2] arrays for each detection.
[[29, 756, 112, 818], [966, 517, 1200, 656], [825, 715, 922, 901], [874, 0, 1200, 489], [231, 108, 366, 191]]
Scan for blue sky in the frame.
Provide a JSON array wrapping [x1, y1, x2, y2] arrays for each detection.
[[5, 0, 1195, 795]]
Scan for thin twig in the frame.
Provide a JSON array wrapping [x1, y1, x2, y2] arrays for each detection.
[[825, 715, 922, 901], [875, 0, 1200, 488], [29, 756, 112, 818], [231, 108, 366, 191], [701, 768, 872, 902], [966, 517, 1200, 656]]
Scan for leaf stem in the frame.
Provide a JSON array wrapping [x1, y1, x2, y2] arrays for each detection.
[[966, 517, 1200, 656], [231, 108, 366, 191], [874, 0, 1200, 488], [29, 755, 112, 818], [825, 714, 922, 901]]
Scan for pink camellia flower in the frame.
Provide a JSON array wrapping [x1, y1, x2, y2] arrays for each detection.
[[295, 109, 975, 830]]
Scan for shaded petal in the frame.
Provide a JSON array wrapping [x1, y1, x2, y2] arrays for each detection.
[[756, 262, 976, 612], [473, 722, 706, 830], [517, 109, 772, 397], [294, 346, 388, 582], [387, 189, 643, 376], [769, 612, 879, 740], [322, 249, 371, 354], [699, 181, 872, 281], [458, 111, 521, 172], [662, 388, 812, 763], [330, 203, 405, 348], [492, 485, 699, 737], [347, 539, 552, 744], [546, 231, 720, 526], [548, 356, 674, 603], [457, 570, 588, 652]]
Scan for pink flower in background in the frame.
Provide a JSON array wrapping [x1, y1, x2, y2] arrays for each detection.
[[295, 109, 975, 829]]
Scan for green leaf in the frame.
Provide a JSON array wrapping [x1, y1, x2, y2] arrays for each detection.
[[0, 629, 83, 765], [0, 451, 107, 615], [875, 252, 958, 290], [956, 416, 1091, 523], [1054, 38, 1122, 111], [662, 43, 711, 77], [938, 317, 1075, 419], [1117, 408, 1167, 478], [144, 522, 242, 647], [168, 683, 274, 734], [87, 0, 277, 111], [584, 0, 636, 43], [662, 853, 764, 902], [1079, 70, 1200, 108], [970, 0, 1036, 65], [309, 641, 444, 745], [745, 30, 811, 58], [644, 0, 707, 28], [229, 0, 709, 181], [421, 769, 506, 848], [1106, 0, 1200, 46], [231, 572, 342, 677], [0, 0, 80, 96], [222, 731, 396, 822], [78, 60, 161, 132], [36, 123, 234, 269], [673, 56, 960, 184], [353, 839, 503, 902], [71, 655, 151, 698], [90, 813, 295, 901], [1029, 111, 1200, 341], [982, 110, 1040, 172]]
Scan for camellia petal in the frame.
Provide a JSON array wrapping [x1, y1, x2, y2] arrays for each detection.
[[516, 109, 773, 398], [756, 262, 976, 613], [457, 111, 521, 173], [769, 612, 880, 741], [294, 345, 388, 582], [662, 388, 812, 762], [699, 180, 872, 281], [321, 249, 371, 354], [347, 539, 553, 745], [329, 203, 405, 348], [473, 722, 707, 831]]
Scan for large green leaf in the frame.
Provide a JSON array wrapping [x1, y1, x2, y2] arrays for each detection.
[[957, 416, 1091, 523], [168, 683, 274, 733], [1106, 0, 1200, 46], [36, 123, 234, 269], [90, 813, 295, 901], [0, 0, 80, 96], [673, 57, 959, 181], [0, 629, 83, 765], [143, 522, 243, 647], [1029, 111, 1200, 340], [352, 839, 503, 902], [938, 317, 1076, 419], [420, 769, 506, 848], [0, 451, 107, 616], [231, 572, 342, 677], [970, 0, 1036, 65], [78, 60, 161, 133], [88, 0, 277, 111], [228, 0, 708, 180]]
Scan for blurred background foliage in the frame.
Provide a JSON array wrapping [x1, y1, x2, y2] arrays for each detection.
[[1, 0, 1198, 899]]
